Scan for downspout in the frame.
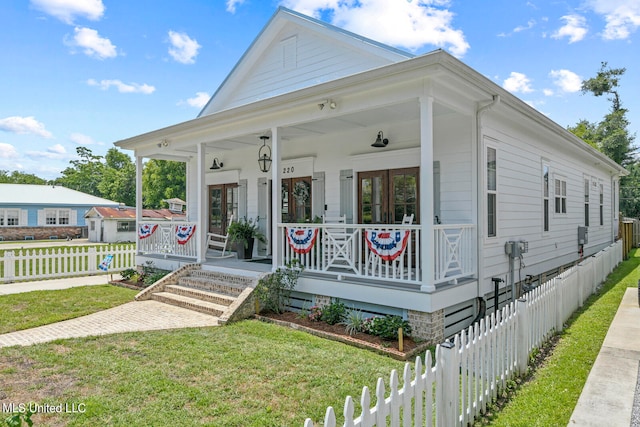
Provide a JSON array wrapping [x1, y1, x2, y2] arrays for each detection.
[[475, 95, 501, 315]]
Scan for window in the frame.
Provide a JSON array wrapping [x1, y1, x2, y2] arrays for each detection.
[[90, 221, 95, 231], [487, 147, 497, 237], [543, 165, 549, 232], [584, 179, 589, 226], [117, 221, 135, 232], [555, 178, 567, 214], [45, 209, 71, 225], [7, 210, 18, 226], [600, 183, 604, 226]]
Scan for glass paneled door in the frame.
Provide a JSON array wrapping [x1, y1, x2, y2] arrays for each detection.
[[209, 183, 238, 235], [358, 168, 419, 225]]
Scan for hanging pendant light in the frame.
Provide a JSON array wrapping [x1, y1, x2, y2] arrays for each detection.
[[258, 135, 272, 172]]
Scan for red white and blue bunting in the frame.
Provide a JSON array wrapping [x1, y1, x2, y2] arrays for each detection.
[[286, 227, 319, 254], [138, 223, 158, 239], [364, 230, 410, 261], [176, 224, 196, 245]]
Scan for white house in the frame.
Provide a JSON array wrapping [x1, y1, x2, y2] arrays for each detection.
[[115, 7, 627, 341], [85, 206, 186, 243]]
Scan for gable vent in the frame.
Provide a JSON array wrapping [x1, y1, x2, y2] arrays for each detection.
[[281, 36, 297, 70]]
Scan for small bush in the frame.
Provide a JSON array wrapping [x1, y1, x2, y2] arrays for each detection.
[[308, 305, 323, 322], [120, 268, 137, 281], [343, 309, 366, 336], [321, 300, 347, 325], [255, 260, 303, 314], [364, 315, 412, 340]]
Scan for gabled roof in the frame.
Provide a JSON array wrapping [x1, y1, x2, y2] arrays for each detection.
[[0, 184, 120, 206], [85, 206, 186, 220], [199, 6, 413, 116]]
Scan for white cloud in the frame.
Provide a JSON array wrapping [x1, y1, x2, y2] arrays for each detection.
[[179, 92, 210, 109], [280, 0, 470, 56], [0, 143, 19, 159], [167, 31, 201, 64], [69, 132, 98, 145], [26, 144, 68, 160], [87, 79, 156, 94], [549, 69, 582, 93], [30, 0, 105, 24], [543, 88, 554, 96], [226, 0, 245, 13], [514, 19, 536, 33], [503, 72, 534, 93], [551, 15, 588, 43], [67, 27, 117, 59], [587, 0, 640, 40], [0, 116, 53, 138]]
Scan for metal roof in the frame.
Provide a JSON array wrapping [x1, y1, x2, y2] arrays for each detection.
[[0, 184, 120, 206]]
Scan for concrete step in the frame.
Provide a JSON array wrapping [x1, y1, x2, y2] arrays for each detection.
[[177, 276, 246, 297], [164, 284, 236, 307], [150, 292, 227, 317]]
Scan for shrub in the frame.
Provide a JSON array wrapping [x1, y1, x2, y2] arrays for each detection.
[[343, 308, 366, 336], [120, 268, 137, 281], [255, 260, 303, 314], [321, 300, 347, 325], [365, 315, 412, 340], [308, 305, 323, 322]]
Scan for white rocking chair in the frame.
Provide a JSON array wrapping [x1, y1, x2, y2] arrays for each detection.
[[207, 215, 235, 258]]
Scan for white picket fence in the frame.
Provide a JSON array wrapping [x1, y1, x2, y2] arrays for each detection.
[[305, 240, 623, 427], [0, 244, 136, 283]]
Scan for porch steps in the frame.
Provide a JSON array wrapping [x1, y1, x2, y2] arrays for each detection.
[[141, 266, 262, 322]]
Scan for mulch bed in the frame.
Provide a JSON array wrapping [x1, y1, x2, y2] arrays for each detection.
[[257, 311, 431, 361], [109, 279, 146, 291]]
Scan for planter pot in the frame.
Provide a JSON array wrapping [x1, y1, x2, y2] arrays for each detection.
[[235, 238, 255, 259]]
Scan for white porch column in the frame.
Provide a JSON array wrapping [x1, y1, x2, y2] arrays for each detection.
[[420, 95, 436, 292], [271, 127, 281, 271], [135, 155, 143, 254], [196, 142, 207, 263]]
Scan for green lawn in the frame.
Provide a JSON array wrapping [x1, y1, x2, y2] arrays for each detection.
[[0, 320, 407, 426], [485, 248, 640, 426], [0, 285, 137, 334]]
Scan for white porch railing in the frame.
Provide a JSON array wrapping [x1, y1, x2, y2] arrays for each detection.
[[278, 223, 476, 286], [0, 244, 136, 283], [137, 221, 198, 259], [304, 240, 623, 427]]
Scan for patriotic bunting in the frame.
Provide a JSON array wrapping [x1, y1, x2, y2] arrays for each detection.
[[138, 223, 158, 239], [286, 227, 319, 254], [176, 224, 196, 245], [364, 230, 410, 261]]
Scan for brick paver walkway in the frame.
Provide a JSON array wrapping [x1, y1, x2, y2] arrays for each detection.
[[0, 300, 218, 347]]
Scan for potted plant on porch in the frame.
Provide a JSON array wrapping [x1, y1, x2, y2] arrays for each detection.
[[227, 216, 267, 259]]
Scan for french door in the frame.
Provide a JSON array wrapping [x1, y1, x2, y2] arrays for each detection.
[[281, 176, 312, 222], [358, 167, 419, 225], [208, 183, 238, 235]]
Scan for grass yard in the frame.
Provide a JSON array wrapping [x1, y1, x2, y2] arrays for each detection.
[[0, 285, 137, 334], [485, 248, 640, 426], [0, 320, 407, 426]]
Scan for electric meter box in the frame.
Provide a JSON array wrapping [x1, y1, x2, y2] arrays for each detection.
[[578, 226, 588, 245]]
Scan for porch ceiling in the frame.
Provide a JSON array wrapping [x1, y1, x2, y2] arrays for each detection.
[[169, 100, 455, 155]]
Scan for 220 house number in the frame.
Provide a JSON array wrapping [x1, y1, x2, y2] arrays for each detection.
[[283, 166, 295, 174]]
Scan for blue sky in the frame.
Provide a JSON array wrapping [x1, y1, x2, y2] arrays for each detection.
[[1, 0, 639, 180]]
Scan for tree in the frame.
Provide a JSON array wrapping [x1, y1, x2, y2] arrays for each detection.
[[98, 148, 136, 206], [568, 62, 637, 216], [55, 146, 105, 196], [141, 159, 186, 208], [0, 170, 48, 184]]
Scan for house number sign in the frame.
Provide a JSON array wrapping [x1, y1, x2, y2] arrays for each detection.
[[280, 157, 314, 178], [282, 166, 295, 175]]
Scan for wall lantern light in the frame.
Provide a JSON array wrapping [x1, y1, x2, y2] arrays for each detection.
[[210, 158, 223, 170], [371, 131, 389, 148], [258, 135, 272, 173]]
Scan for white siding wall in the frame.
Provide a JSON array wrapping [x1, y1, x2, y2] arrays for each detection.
[[480, 115, 616, 296], [217, 26, 400, 111]]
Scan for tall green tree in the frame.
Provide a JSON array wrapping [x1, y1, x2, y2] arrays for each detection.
[[0, 170, 48, 184], [568, 62, 637, 217], [141, 159, 186, 208], [98, 148, 136, 206], [55, 146, 105, 196]]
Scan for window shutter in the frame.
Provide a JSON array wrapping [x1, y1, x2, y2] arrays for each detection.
[[339, 169, 353, 224], [37, 210, 44, 226], [256, 178, 269, 255], [21, 210, 28, 226], [312, 172, 325, 220], [238, 179, 248, 219], [70, 210, 78, 226]]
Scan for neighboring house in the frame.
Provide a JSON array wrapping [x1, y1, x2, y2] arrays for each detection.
[[85, 206, 186, 243], [114, 7, 627, 342], [0, 184, 120, 241]]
